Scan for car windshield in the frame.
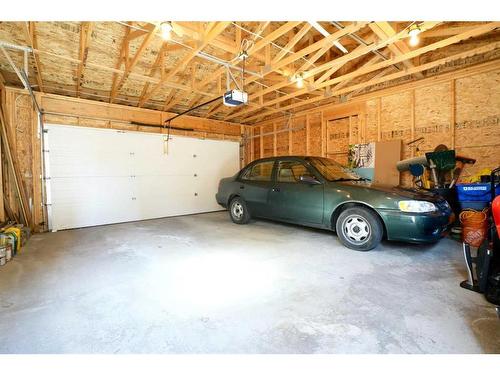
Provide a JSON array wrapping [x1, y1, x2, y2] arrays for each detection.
[[306, 157, 364, 182]]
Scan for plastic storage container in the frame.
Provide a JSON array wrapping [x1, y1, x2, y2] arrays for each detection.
[[456, 183, 500, 211], [456, 183, 500, 202]]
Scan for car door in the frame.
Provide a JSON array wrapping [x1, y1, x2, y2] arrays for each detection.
[[238, 160, 275, 217], [269, 159, 324, 224]]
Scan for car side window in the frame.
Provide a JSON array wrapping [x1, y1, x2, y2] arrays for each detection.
[[241, 161, 274, 182], [276, 161, 311, 183]]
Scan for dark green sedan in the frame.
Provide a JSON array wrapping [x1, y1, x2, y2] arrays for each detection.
[[216, 156, 452, 251]]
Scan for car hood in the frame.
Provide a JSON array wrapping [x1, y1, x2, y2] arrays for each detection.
[[331, 181, 442, 201]]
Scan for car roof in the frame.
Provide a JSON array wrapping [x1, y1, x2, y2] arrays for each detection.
[[248, 156, 310, 163]]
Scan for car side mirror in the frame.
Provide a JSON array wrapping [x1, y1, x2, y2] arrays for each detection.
[[299, 175, 321, 184]]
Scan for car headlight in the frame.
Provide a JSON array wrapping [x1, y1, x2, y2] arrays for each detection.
[[398, 200, 437, 213]]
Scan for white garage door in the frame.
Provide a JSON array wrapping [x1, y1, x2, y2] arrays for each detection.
[[43, 124, 240, 230]]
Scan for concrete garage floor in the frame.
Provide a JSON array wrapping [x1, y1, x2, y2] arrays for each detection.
[[0, 211, 499, 354]]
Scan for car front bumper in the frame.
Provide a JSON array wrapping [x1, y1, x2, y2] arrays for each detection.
[[378, 208, 452, 243]]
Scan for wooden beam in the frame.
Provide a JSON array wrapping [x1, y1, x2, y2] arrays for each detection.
[[273, 123, 277, 156], [163, 93, 185, 112], [410, 89, 415, 156], [260, 125, 264, 156], [162, 88, 178, 111], [138, 22, 231, 108], [109, 25, 131, 103], [138, 42, 168, 105], [225, 21, 407, 120], [125, 23, 155, 42], [242, 41, 500, 123], [321, 111, 325, 156], [306, 114, 310, 155], [221, 25, 368, 121], [421, 25, 479, 39], [298, 43, 333, 72], [248, 22, 301, 56], [110, 24, 158, 103], [369, 22, 424, 79], [272, 24, 312, 64], [237, 22, 497, 122], [377, 97, 381, 142], [253, 57, 500, 128], [450, 79, 456, 149], [23, 22, 44, 92], [76, 22, 93, 97]]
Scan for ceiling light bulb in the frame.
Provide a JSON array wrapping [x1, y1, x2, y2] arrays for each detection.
[[408, 24, 421, 47], [295, 74, 304, 88], [160, 21, 173, 40], [409, 34, 419, 46]]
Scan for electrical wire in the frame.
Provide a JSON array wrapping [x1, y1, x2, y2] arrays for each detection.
[[231, 22, 319, 69]]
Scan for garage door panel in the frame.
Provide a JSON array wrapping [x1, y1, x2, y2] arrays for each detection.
[[47, 128, 133, 177], [130, 175, 202, 220], [131, 136, 199, 176], [44, 124, 240, 230], [50, 176, 135, 230]]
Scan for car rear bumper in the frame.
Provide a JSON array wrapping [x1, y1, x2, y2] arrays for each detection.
[[378, 209, 452, 243], [215, 193, 227, 208]]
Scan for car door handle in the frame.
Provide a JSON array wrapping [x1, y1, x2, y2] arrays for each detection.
[[272, 187, 280, 192], [239, 185, 245, 189]]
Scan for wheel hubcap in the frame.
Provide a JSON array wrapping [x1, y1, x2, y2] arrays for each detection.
[[232, 202, 244, 219], [343, 215, 371, 245]]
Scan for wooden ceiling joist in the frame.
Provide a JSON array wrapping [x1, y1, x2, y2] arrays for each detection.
[[217, 22, 369, 120], [242, 41, 500, 123], [137, 21, 231, 108], [233, 22, 497, 122], [0, 21, 498, 123], [369, 21, 424, 79], [271, 23, 312, 64], [109, 24, 158, 103], [76, 22, 93, 97], [23, 21, 44, 92]]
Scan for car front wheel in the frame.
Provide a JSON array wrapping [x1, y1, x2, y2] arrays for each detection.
[[229, 197, 251, 224], [335, 207, 383, 251]]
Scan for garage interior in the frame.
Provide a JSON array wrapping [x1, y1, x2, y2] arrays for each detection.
[[0, 20, 499, 354]]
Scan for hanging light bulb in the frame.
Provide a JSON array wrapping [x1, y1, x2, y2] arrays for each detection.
[[160, 21, 173, 40], [408, 24, 421, 47], [295, 73, 304, 88]]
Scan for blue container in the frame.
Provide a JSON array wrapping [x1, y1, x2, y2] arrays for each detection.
[[458, 201, 489, 211], [456, 183, 500, 202]]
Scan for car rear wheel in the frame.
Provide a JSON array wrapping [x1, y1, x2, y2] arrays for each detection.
[[335, 207, 383, 251], [229, 197, 251, 224]]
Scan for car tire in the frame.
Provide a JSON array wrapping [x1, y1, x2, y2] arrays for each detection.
[[335, 206, 383, 251], [229, 197, 251, 224]]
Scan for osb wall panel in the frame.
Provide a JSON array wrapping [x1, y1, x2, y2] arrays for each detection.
[[253, 66, 500, 187], [380, 91, 412, 151], [308, 113, 322, 156], [455, 70, 500, 178], [365, 99, 379, 144], [350, 115, 361, 145], [252, 126, 261, 160], [414, 82, 452, 152], [326, 117, 350, 165], [275, 119, 289, 156], [262, 123, 274, 158], [292, 116, 307, 155]]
